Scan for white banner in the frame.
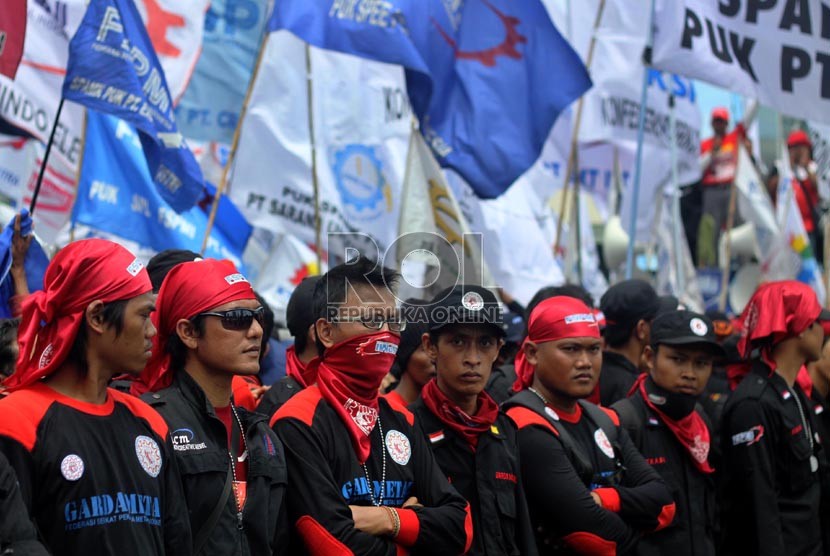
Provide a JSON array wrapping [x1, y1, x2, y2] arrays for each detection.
[[653, 0, 830, 124], [229, 31, 411, 261], [733, 144, 779, 275], [807, 121, 830, 200]]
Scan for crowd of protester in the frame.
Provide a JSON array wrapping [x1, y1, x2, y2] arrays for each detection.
[[0, 233, 828, 556]]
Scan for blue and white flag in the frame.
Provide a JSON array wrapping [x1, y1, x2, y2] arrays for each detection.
[[271, 0, 591, 199], [176, 0, 271, 143], [63, 0, 203, 212], [74, 112, 250, 270]]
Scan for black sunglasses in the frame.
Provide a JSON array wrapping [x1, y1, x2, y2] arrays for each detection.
[[197, 306, 265, 331]]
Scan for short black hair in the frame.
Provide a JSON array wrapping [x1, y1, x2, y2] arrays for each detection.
[[67, 299, 130, 367], [147, 249, 200, 292], [254, 292, 275, 360], [0, 318, 19, 377], [166, 316, 207, 372], [604, 322, 637, 349], [312, 257, 399, 355]]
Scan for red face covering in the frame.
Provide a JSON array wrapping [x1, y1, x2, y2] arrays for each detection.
[[315, 331, 400, 463], [285, 345, 317, 388], [5, 239, 152, 391], [737, 280, 822, 357], [131, 259, 256, 395], [633, 374, 714, 474], [420, 378, 499, 450], [513, 296, 600, 392]]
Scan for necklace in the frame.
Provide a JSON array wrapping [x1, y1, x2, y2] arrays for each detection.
[[361, 416, 386, 506], [528, 387, 550, 406], [229, 404, 248, 529]]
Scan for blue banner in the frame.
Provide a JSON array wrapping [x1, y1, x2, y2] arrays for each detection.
[[74, 112, 251, 270], [63, 0, 204, 212], [176, 0, 270, 143], [0, 209, 49, 319], [271, 0, 591, 199]]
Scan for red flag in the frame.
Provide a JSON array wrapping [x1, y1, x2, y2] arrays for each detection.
[[0, 0, 25, 79]]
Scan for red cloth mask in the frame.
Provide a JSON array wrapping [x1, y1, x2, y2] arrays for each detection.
[[6, 239, 151, 391], [132, 259, 256, 395], [737, 280, 822, 358], [420, 378, 499, 450], [315, 331, 400, 463], [635, 374, 714, 474], [285, 345, 317, 388], [513, 296, 600, 392]]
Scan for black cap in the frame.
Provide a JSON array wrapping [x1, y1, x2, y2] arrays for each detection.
[[650, 310, 726, 357], [600, 279, 660, 326], [428, 285, 505, 336], [286, 276, 321, 338], [820, 308, 830, 321], [502, 310, 525, 343]]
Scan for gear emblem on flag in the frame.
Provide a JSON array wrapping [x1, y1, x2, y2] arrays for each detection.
[[331, 144, 391, 221]]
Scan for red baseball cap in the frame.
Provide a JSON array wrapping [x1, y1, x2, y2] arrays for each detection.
[[711, 107, 729, 122], [787, 129, 812, 149]]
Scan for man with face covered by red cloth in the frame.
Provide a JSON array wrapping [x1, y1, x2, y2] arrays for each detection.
[[271, 257, 471, 555], [720, 281, 829, 556], [0, 239, 191, 556], [503, 296, 674, 555], [135, 259, 288, 556]]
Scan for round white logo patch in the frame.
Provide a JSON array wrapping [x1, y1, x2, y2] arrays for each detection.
[[385, 429, 412, 466], [594, 429, 615, 459], [135, 435, 162, 478], [690, 318, 708, 337], [545, 406, 560, 421], [60, 454, 84, 481], [461, 291, 485, 311]]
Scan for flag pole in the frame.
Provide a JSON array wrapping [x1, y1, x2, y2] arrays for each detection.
[[553, 0, 606, 257], [668, 92, 685, 296], [718, 157, 741, 311], [625, 0, 656, 279], [68, 108, 89, 244], [200, 30, 270, 255], [29, 97, 65, 215], [304, 43, 324, 271]]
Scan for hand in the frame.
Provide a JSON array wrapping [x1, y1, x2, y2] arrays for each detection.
[[590, 492, 602, 507], [250, 385, 270, 400], [402, 496, 421, 509], [380, 372, 396, 393], [10, 214, 32, 270], [349, 505, 393, 537]]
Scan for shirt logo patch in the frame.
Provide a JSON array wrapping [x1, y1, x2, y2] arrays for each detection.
[[263, 433, 277, 457], [385, 429, 412, 466], [428, 430, 445, 444], [135, 436, 162, 478], [126, 258, 143, 277], [594, 428, 615, 459], [461, 291, 484, 311], [224, 273, 248, 285], [545, 407, 560, 421], [690, 318, 708, 336], [732, 425, 765, 446], [495, 471, 517, 483], [170, 428, 207, 452], [344, 398, 378, 436], [39, 343, 55, 369], [60, 454, 85, 481]]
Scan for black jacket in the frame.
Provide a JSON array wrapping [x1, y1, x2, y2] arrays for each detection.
[[144, 372, 289, 556], [806, 387, 830, 556], [720, 361, 824, 556], [256, 376, 303, 420], [410, 398, 538, 556], [504, 390, 675, 555], [612, 393, 717, 556], [486, 363, 518, 405], [272, 385, 471, 555], [0, 450, 48, 556], [599, 352, 641, 406]]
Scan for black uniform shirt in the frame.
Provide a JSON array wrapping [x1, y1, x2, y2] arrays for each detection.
[[410, 399, 538, 556], [0, 383, 192, 556], [599, 351, 641, 406]]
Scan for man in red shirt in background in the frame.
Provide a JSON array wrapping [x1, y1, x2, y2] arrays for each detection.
[[787, 130, 823, 260]]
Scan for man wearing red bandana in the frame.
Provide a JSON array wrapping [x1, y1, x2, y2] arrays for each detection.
[[503, 296, 675, 555], [0, 239, 191, 555], [721, 281, 829, 556], [410, 285, 537, 555], [612, 310, 725, 556], [271, 257, 471, 555]]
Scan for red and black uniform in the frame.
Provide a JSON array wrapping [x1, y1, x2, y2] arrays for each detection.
[[257, 347, 315, 419], [144, 371, 289, 556], [504, 390, 675, 555], [410, 380, 538, 555], [599, 352, 641, 407], [612, 381, 717, 556], [720, 360, 824, 556], [0, 383, 192, 555], [272, 385, 471, 555]]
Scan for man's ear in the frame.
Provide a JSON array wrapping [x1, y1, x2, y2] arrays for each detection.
[[176, 319, 200, 349], [315, 318, 335, 349], [636, 319, 650, 342], [643, 344, 656, 373], [422, 333, 438, 362], [85, 300, 107, 335], [523, 341, 539, 367]]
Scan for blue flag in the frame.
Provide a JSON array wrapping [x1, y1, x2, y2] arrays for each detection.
[[63, 0, 204, 212], [74, 112, 251, 271], [271, 0, 591, 199]]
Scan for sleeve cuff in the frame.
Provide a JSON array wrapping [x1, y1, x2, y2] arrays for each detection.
[[394, 508, 419, 547], [593, 487, 621, 513]]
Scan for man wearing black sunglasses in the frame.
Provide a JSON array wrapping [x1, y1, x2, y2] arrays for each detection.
[[137, 258, 289, 556], [271, 256, 471, 554]]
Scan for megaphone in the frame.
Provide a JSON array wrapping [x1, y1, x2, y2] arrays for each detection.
[[728, 263, 762, 314], [719, 222, 759, 265], [602, 215, 634, 270]]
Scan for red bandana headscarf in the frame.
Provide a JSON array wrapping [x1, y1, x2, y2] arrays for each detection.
[[737, 280, 822, 358], [315, 331, 400, 464], [633, 374, 714, 474], [131, 259, 256, 395], [5, 239, 152, 391], [513, 296, 600, 392], [420, 378, 499, 450]]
